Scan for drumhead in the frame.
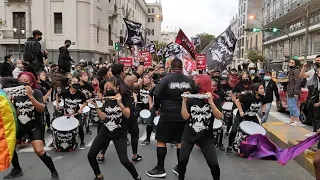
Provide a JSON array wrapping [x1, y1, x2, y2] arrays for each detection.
[[88, 101, 103, 108], [79, 105, 90, 114], [153, 116, 160, 126], [213, 119, 223, 129], [140, 109, 151, 119], [239, 121, 266, 135], [53, 100, 64, 107], [52, 116, 79, 131], [222, 102, 233, 111], [233, 109, 238, 116]]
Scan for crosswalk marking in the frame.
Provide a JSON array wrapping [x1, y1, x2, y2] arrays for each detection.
[[269, 111, 290, 123], [18, 135, 54, 153]]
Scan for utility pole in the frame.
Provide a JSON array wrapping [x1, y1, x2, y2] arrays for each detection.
[[304, 4, 310, 62]]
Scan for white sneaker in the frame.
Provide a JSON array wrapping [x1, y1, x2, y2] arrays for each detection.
[[305, 132, 316, 138], [297, 122, 306, 127], [285, 121, 293, 124], [290, 122, 298, 127]]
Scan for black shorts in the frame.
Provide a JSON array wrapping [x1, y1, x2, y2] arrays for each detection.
[[17, 124, 44, 141], [155, 121, 186, 143]]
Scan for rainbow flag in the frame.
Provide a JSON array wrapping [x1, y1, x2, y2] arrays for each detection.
[[0, 90, 17, 171]]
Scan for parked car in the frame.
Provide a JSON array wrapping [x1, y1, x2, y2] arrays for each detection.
[[276, 82, 309, 124]]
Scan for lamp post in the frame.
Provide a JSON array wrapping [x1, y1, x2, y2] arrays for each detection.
[[13, 27, 25, 59]]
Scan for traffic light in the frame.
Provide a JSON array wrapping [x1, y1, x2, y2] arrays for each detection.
[[264, 28, 279, 33], [115, 42, 120, 51], [244, 28, 261, 32], [272, 28, 279, 32]]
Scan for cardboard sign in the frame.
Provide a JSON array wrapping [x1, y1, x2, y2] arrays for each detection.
[[118, 57, 133, 67], [141, 50, 152, 67], [196, 54, 206, 69]]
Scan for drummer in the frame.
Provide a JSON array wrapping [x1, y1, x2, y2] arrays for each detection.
[[212, 79, 225, 151], [179, 75, 222, 180], [226, 83, 266, 155], [56, 77, 87, 150]]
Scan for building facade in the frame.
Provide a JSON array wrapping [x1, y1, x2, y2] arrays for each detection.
[[160, 31, 177, 45], [146, 1, 162, 43], [262, 0, 320, 71], [229, 15, 239, 68], [0, 0, 109, 63]]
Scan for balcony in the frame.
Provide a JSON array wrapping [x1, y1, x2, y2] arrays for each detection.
[[0, 30, 28, 44]]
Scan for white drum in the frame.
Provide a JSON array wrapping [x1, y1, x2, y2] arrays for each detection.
[[79, 105, 90, 114], [53, 100, 64, 107], [140, 109, 151, 119], [222, 102, 233, 111], [153, 116, 160, 126], [233, 108, 238, 117], [88, 101, 103, 108], [52, 116, 79, 152], [213, 119, 223, 145]]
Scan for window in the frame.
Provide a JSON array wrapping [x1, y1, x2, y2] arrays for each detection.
[[97, 27, 100, 43], [152, 8, 154, 13], [255, 34, 258, 47], [148, 18, 150, 22], [148, 8, 150, 13], [151, 29, 154, 35], [54, 13, 63, 34], [152, 18, 154, 22], [250, 37, 252, 49], [243, 3, 246, 12], [12, 12, 26, 39]]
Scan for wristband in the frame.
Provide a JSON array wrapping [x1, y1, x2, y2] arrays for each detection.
[[139, 62, 144, 66], [133, 72, 141, 79]]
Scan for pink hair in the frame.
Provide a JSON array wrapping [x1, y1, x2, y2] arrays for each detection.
[[18, 72, 40, 89], [195, 75, 219, 99]]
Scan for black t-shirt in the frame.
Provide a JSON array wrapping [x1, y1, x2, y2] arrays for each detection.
[[39, 80, 51, 93], [137, 85, 151, 110], [14, 89, 43, 128], [59, 89, 87, 115], [182, 98, 222, 142], [222, 83, 233, 102], [154, 73, 194, 121], [80, 82, 94, 99], [232, 83, 250, 98], [99, 79, 107, 93], [238, 94, 266, 121], [101, 97, 130, 137]]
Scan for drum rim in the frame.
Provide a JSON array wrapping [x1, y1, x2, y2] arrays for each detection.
[[52, 116, 79, 130], [239, 121, 266, 135], [140, 109, 151, 118]]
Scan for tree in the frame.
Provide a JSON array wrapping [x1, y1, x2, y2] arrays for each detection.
[[195, 33, 215, 54], [246, 50, 265, 63], [0, 19, 6, 29]]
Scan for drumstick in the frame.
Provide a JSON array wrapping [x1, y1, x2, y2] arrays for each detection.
[[181, 94, 209, 99]]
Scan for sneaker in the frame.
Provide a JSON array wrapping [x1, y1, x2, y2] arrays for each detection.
[[51, 172, 59, 180], [47, 128, 53, 134], [86, 129, 93, 135], [172, 166, 179, 176], [98, 156, 105, 164], [297, 122, 306, 127], [94, 176, 104, 180], [49, 142, 54, 148], [218, 144, 226, 151], [127, 138, 131, 146], [285, 121, 294, 124], [170, 142, 177, 149], [132, 154, 143, 162], [224, 132, 230, 138], [146, 166, 166, 178], [4, 169, 23, 179], [226, 146, 232, 155], [305, 132, 316, 138], [79, 143, 85, 150], [140, 139, 150, 146], [290, 122, 298, 127], [135, 176, 142, 180]]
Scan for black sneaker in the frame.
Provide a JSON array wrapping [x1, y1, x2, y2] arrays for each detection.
[[170, 142, 177, 149], [94, 176, 104, 180], [218, 144, 226, 151], [51, 172, 59, 180], [4, 169, 23, 179], [132, 154, 143, 162], [98, 156, 105, 164], [86, 129, 93, 135], [146, 166, 166, 178], [140, 139, 150, 145], [49, 142, 54, 148], [79, 143, 86, 150], [226, 146, 232, 155], [172, 165, 179, 176], [135, 176, 142, 180], [47, 128, 53, 134]]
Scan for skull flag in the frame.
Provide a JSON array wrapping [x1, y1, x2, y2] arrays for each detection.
[[175, 29, 196, 60], [206, 26, 237, 70], [191, 36, 201, 46], [123, 18, 144, 47], [149, 43, 156, 54]]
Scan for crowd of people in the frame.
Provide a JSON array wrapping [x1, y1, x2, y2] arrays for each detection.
[[1, 30, 320, 180]]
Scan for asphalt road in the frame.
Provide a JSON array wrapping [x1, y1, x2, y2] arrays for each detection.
[[0, 103, 315, 180]]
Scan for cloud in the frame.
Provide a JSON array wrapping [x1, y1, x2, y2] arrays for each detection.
[[146, 0, 238, 37]]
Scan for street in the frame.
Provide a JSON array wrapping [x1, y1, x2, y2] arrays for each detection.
[[0, 103, 315, 180]]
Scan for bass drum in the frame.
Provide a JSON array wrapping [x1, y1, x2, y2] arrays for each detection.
[[212, 119, 223, 146]]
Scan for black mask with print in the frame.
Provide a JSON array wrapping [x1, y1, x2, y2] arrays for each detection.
[[289, 65, 294, 69], [72, 83, 81, 89], [105, 90, 117, 96]]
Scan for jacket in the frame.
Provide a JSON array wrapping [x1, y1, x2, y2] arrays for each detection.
[[263, 79, 280, 103], [287, 68, 301, 98], [58, 46, 73, 67], [0, 61, 14, 77], [25, 37, 43, 70]]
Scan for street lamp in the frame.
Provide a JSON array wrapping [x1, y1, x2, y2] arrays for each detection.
[[156, 14, 160, 18], [249, 14, 266, 68], [12, 27, 25, 59]]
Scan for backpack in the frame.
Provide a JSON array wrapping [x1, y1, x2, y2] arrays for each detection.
[[23, 41, 35, 62]]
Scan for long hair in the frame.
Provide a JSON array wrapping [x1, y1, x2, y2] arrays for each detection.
[[18, 72, 40, 89], [141, 73, 155, 90], [195, 75, 220, 99]]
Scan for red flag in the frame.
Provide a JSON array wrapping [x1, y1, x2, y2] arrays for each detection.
[[140, 50, 152, 67], [196, 54, 207, 70], [118, 57, 133, 67], [183, 54, 196, 72], [175, 29, 196, 60]]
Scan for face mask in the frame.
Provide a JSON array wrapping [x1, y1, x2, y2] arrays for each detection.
[[249, 70, 255, 75], [66, 44, 70, 48], [315, 62, 320, 68], [194, 84, 200, 93], [105, 89, 116, 96], [242, 79, 249, 84], [289, 65, 294, 69], [264, 76, 271, 81], [71, 83, 81, 89], [37, 37, 42, 41]]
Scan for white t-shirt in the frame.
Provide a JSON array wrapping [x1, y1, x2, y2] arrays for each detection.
[[306, 69, 316, 86]]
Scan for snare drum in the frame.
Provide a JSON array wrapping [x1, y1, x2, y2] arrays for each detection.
[[53, 100, 64, 107], [80, 105, 90, 114], [139, 109, 151, 123], [222, 102, 233, 125], [233, 121, 266, 154], [52, 116, 79, 152], [88, 101, 103, 108], [213, 119, 223, 145]]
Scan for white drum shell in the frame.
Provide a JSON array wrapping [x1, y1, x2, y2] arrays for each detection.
[[239, 121, 266, 135]]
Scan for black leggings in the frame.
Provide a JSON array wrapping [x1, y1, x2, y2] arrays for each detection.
[[45, 106, 51, 128], [178, 140, 220, 180], [97, 122, 108, 155], [87, 126, 139, 179]]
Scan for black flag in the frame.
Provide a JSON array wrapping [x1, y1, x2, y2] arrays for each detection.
[[149, 43, 156, 53], [123, 18, 144, 47], [206, 26, 237, 70]]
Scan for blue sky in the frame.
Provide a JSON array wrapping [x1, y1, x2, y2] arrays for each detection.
[[145, 0, 238, 37]]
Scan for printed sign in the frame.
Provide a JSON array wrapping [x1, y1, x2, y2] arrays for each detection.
[[118, 57, 133, 67], [141, 50, 152, 67], [196, 54, 207, 69]]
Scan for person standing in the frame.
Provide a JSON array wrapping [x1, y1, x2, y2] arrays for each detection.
[[0, 54, 14, 77], [286, 59, 302, 127], [58, 40, 74, 74], [146, 58, 194, 178], [12, 60, 24, 78]]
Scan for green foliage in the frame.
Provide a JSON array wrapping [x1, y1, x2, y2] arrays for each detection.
[[247, 50, 265, 63], [195, 33, 215, 53], [0, 19, 6, 29]]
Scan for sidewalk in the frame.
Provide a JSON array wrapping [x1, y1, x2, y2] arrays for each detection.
[[264, 104, 316, 176]]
